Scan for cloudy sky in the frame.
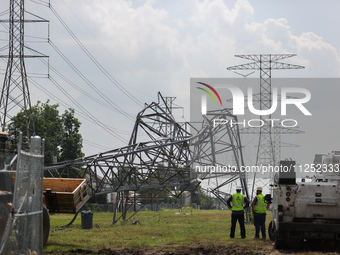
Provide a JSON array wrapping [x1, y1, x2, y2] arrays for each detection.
[[0, 0, 339, 171]]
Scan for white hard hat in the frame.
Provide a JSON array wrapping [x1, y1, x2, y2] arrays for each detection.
[[236, 185, 242, 190]]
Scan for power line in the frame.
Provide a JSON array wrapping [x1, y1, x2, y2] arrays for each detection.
[[48, 76, 128, 144], [1, 3, 136, 130], [23, 40, 136, 135], [60, 0, 157, 95], [39, 55, 135, 119], [49, 5, 143, 107], [49, 40, 135, 121], [28, 77, 129, 134], [83, 139, 112, 151], [0, 20, 131, 150], [28, 77, 132, 154]]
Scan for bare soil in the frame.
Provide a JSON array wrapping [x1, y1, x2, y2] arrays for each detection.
[[48, 238, 340, 254], [65, 245, 267, 255], [56, 239, 338, 255]]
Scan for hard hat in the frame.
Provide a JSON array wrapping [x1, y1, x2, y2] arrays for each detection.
[[236, 185, 242, 190], [257, 186, 263, 191]]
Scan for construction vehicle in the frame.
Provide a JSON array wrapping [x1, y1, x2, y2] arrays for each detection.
[[0, 132, 89, 247], [269, 155, 340, 249]]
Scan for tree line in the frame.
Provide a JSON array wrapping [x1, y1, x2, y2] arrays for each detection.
[[8, 100, 84, 164]]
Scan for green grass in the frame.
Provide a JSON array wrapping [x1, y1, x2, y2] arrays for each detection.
[[44, 208, 271, 254]]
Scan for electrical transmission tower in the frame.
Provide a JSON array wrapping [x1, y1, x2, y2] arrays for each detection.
[[0, 0, 47, 138], [227, 54, 304, 167]]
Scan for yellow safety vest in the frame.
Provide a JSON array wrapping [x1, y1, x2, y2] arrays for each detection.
[[254, 194, 267, 213], [232, 193, 244, 211]]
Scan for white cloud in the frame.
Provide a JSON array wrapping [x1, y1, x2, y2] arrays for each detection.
[[2, 0, 340, 156], [67, 0, 340, 98]]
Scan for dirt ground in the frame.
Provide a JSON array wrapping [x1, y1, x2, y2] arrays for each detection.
[[64, 244, 270, 255], [57, 239, 340, 255]]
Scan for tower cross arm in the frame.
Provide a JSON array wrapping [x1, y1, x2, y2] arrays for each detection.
[[227, 62, 260, 70], [271, 61, 304, 70], [227, 61, 304, 71], [234, 54, 297, 61]]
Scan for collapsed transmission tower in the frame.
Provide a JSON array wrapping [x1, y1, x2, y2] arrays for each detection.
[[227, 54, 304, 167], [0, 0, 47, 138], [45, 93, 247, 223], [45, 93, 196, 223]]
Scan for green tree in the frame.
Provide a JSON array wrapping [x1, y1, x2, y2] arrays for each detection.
[[8, 101, 84, 165], [60, 109, 83, 162]]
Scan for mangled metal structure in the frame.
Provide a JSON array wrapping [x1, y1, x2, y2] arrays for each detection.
[[45, 93, 194, 222], [190, 108, 250, 220], [45, 93, 248, 222]]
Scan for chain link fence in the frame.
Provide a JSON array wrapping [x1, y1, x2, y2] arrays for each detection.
[[0, 134, 44, 255]]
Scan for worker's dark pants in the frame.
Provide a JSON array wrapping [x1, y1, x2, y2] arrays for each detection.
[[254, 214, 266, 238], [230, 213, 245, 238]]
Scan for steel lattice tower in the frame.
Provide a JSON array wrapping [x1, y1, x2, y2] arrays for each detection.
[[0, 0, 47, 138], [227, 54, 304, 167]]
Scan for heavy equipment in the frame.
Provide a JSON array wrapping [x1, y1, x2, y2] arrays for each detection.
[[269, 154, 340, 249]]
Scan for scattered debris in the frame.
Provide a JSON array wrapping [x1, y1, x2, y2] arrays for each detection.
[[131, 219, 141, 225]]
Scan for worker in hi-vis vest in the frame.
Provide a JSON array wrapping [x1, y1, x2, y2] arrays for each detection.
[[226, 185, 249, 238], [251, 186, 270, 239]]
